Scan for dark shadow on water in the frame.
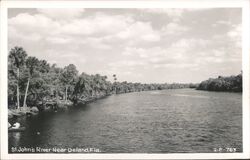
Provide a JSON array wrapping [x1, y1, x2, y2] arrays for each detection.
[[71, 103, 92, 111]]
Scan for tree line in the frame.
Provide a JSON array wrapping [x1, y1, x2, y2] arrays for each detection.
[[8, 46, 198, 109], [196, 73, 242, 92]]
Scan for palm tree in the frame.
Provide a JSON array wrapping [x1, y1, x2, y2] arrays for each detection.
[[113, 74, 117, 82], [23, 57, 39, 108], [9, 46, 27, 109], [113, 74, 117, 93]]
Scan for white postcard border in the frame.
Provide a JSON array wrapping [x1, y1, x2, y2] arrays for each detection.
[[1, 0, 249, 159]]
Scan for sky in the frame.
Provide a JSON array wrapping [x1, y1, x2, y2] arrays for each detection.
[[8, 8, 242, 83]]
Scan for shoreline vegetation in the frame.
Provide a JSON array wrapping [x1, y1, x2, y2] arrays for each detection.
[[8, 46, 242, 119], [196, 73, 242, 92]]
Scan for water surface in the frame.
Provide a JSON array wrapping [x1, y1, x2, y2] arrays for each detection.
[[9, 89, 242, 153]]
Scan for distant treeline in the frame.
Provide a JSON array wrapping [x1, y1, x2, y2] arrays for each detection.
[[197, 73, 242, 92], [8, 46, 196, 109], [114, 82, 197, 94]]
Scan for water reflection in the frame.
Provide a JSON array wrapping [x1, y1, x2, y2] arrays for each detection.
[[10, 132, 21, 146]]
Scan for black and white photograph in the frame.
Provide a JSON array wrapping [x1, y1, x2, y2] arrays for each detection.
[[1, 0, 250, 159]]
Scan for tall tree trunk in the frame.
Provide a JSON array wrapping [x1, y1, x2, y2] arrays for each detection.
[[16, 68, 20, 110], [56, 89, 59, 102], [65, 86, 68, 101], [23, 77, 30, 108], [91, 89, 94, 97], [16, 84, 20, 110], [114, 84, 117, 94]]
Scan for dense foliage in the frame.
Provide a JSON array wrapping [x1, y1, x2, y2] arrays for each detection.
[[8, 46, 198, 109], [197, 73, 242, 92]]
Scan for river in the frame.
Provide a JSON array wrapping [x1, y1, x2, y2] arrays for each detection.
[[8, 89, 242, 153]]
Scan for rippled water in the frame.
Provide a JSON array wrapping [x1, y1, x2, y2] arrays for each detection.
[[9, 89, 242, 153]]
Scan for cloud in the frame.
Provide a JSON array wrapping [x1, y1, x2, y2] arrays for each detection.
[[162, 22, 189, 35], [58, 13, 133, 36], [141, 8, 212, 22], [9, 13, 61, 33], [9, 10, 161, 50], [122, 38, 210, 62], [212, 49, 225, 57], [37, 8, 85, 20], [122, 47, 145, 56], [108, 60, 146, 68], [81, 37, 112, 50], [119, 36, 237, 71], [120, 45, 186, 70], [152, 63, 199, 69], [227, 24, 241, 48], [122, 47, 166, 59], [114, 49, 201, 71], [9, 26, 42, 42], [116, 21, 160, 42], [8, 8, 242, 83], [46, 37, 72, 44], [212, 20, 231, 27], [171, 38, 209, 49], [227, 24, 241, 38], [41, 49, 86, 67], [142, 8, 184, 21]]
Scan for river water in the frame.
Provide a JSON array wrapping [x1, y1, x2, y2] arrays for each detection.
[[8, 89, 242, 153]]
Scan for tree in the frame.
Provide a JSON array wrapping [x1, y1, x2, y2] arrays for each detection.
[[197, 72, 242, 92], [47, 64, 63, 101], [73, 73, 91, 101], [8, 46, 27, 109], [113, 74, 117, 82], [23, 57, 39, 107], [60, 64, 78, 101]]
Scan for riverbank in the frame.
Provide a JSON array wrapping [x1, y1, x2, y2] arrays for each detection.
[[8, 93, 109, 120], [74, 92, 111, 105], [8, 88, 195, 120], [8, 106, 39, 119]]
